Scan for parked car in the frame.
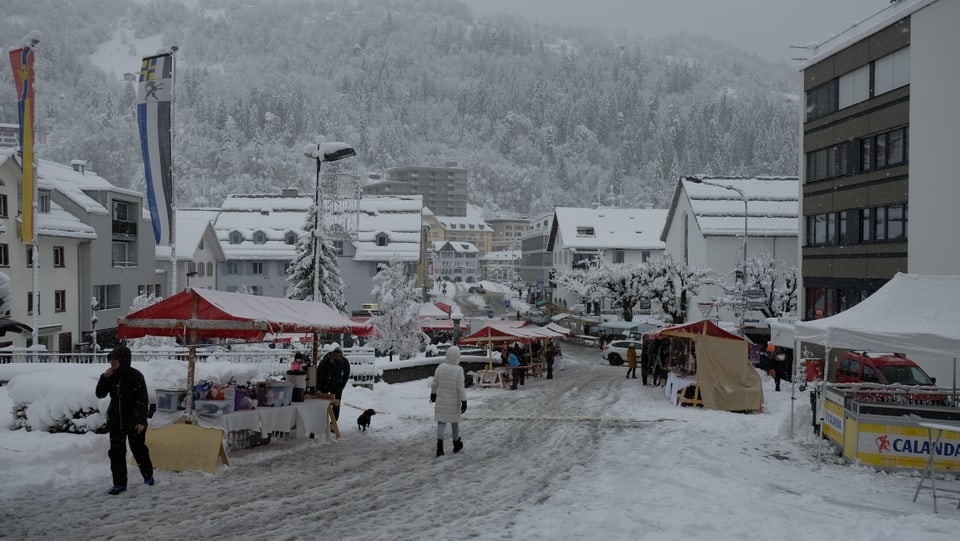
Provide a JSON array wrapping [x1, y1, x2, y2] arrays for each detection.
[[601, 339, 642, 366], [523, 309, 550, 325], [836, 351, 948, 405], [467, 285, 485, 294]]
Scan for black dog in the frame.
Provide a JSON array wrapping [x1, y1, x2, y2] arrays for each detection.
[[357, 408, 376, 432]]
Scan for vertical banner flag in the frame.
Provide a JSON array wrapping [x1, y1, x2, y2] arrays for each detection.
[[9, 47, 36, 243], [137, 53, 174, 245]]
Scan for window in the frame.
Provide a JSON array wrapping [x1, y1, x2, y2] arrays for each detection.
[[54, 290, 66, 312], [887, 129, 906, 165], [873, 46, 909, 96], [612, 250, 624, 264], [26, 246, 34, 267], [332, 240, 344, 256], [376, 233, 389, 247], [285, 231, 297, 245], [576, 227, 595, 237], [253, 230, 267, 244], [197, 261, 205, 277], [805, 80, 837, 121], [225, 261, 240, 275], [112, 241, 136, 267], [27, 292, 38, 315], [860, 208, 872, 242], [861, 365, 878, 383], [113, 200, 130, 221], [53, 246, 65, 267], [0, 193, 7, 218], [249, 285, 262, 296], [188, 262, 196, 274], [874, 132, 887, 169], [229, 231, 243, 245], [0, 244, 8, 267], [206, 262, 213, 276], [861, 137, 873, 172], [93, 284, 122, 310], [252, 262, 264, 274], [38, 190, 50, 213], [642, 251, 650, 263], [838, 64, 870, 109]]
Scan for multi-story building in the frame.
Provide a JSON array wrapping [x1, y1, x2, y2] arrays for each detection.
[[336, 195, 425, 312], [548, 207, 668, 311], [422, 207, 494, 256], [433, 240, 479, 284], [0, 124, 18, 148], [366, 163, 467, 217], [486, 216, 528, 252], [519, 212, 553, 288], [1, 152, 157, 351], [799, 0, 959, 320], [214, 189, 312, 298], [661, 176, 799, 329]]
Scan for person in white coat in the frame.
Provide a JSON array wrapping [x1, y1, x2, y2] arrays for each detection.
[[430, 346, 468, 457]]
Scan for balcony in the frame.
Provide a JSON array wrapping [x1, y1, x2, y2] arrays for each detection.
[[112, 220, 138, 237]]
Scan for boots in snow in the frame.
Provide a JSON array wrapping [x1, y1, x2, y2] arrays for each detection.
[[436, 439, 444, 457], [453, 438, 463, 453]]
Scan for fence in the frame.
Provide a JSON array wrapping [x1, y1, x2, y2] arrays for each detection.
[[0, 347, 379, 387]]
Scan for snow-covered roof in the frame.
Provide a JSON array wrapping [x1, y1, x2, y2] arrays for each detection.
[[551, 207, 668, 251], [0, 147, 14, 168], [481, 250, 520, 262], [214, 193, 313, 260], [433, 240, 478, 253], [802, 0, 935, 70], [156, 208, 221, 260], [677, 176, 799, 238], [36, 200, 97, 240], [348, 195, 423, 262]]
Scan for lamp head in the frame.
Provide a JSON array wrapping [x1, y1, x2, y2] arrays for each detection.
[[321, 142, 356, 163]]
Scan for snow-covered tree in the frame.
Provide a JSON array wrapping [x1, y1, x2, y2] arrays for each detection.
[[286, 205, 346, 312], [367, 260, 428, 360], [593, 261, 648, 322], [0, 272, 11, 316], [640, 256, 715, 324], [743, 254, 798, 318]]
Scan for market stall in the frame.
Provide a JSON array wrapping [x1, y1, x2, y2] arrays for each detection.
[[794, 273, 960, 470], [644, 319, 763, 412], [118, 288, 369, 471]]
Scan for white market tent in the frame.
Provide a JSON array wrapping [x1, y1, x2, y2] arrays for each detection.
[[794, 273, 960, 359]]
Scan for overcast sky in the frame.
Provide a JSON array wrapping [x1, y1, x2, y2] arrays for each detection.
[[461, 0, 886, 63]]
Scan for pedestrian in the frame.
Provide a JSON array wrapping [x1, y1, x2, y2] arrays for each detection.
[[430, 346, 468, 457], [544, 342, 555, 380], [94, 345, 154, 495], [554, 343, 564, 370], [640, 340, 654, 385], [515, 344, 527, 386], [317, 343, 351, 423], [626, 343, 638, 379], [507, 346, 522, 390]]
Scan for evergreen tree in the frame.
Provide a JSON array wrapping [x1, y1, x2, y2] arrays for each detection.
[[286, 206, 347, 312], [368, 260, 428, 360]]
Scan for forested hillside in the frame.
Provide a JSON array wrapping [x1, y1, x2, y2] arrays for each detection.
[[0, 0, 799, 216]]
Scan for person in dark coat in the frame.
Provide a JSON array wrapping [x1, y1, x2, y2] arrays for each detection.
[[95, 345, 154, 495], [316, 344, 351, 421]]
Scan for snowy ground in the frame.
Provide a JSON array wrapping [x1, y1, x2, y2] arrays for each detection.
[[2, 342, 960, 540]]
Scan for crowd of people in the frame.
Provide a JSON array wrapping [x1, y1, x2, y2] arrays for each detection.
[[498, 340, 563, 390]]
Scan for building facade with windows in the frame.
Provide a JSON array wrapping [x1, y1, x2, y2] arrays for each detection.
[[422, 207, 494, 257], [547, 207, 669, 311], [661, 176, 799, 328], [214, 190, 313, 298], [367, 163, 468, 217], [486, 217, 528, 252], [519, 212, 553, 289], [799, 0, 959, 320], [432, 240, 479, 284]]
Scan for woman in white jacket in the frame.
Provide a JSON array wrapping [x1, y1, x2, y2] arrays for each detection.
[[430, 346, 468, 457]]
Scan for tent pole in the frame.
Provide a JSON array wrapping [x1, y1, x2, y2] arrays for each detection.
[[186, 291, 199, 416], [815, 347, 831, 469]]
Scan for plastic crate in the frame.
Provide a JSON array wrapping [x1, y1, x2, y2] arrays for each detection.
[[156, 389, 188, 412], [194, 399, 234, 416], [256, 382, 294, 407]]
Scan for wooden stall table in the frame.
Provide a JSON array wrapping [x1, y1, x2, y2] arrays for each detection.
[[665, 372, 697, 406], [913, 421, 960, 513]]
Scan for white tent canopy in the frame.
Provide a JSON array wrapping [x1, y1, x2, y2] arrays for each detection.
[[794, 273, 960, 358]]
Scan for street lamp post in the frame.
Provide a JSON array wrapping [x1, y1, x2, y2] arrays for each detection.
[[185, 270, 198, 290], [90, 297, 99, 354], [304, 142, 356, 303], [684, 176, 748, 336], [451, 309, 464, 345]]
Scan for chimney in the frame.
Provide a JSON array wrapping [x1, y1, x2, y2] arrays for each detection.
[[281, 187, 299, 197], [71, 159, 87, 174]]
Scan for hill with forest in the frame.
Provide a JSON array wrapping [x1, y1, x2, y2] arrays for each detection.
[[0, 0, 800, 217]]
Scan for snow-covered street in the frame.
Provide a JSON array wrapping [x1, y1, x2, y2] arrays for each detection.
[[2, 343, 959, 540]]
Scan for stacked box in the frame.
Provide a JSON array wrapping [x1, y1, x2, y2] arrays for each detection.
[[156, 389, 188, 412]]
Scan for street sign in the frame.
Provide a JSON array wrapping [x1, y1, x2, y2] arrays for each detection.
[[487, 310, 494, 318], [745, 289, 763, 299], [747, 301, 766, 310], [504, 300, 511, 308]]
